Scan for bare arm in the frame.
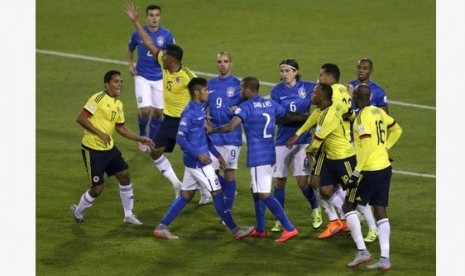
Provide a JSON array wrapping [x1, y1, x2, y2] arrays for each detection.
[[116, 123, 155, 147], [123, 2, 160, 57], [276, 111, 309, 125], [209, 116, 242, 134], [127, 48, 136, 76]]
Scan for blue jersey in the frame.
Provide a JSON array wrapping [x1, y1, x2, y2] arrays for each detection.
[[270, 80, 316, 146], [207, 75, 243, 146], [128, 25, 175, 81], [348, 80, 388, 112], [177, 101, 220, 168], [235, 95, 287, 167]]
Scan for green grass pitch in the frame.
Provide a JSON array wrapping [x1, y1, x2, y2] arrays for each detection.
[[35, 0, 435, 275]]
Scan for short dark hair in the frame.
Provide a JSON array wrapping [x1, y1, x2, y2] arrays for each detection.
[[165, 44, 183, 62], [279, 58, 301, 81], [321, 63, 340, 82], [187, 77, 207, 96], [104, 70, 121, 84], [319, 83, 333, 100], [359, 57, 373, 67], [241, 76, 260, 93], [146, 4, 161, 14], [354, 83, 371, 100]]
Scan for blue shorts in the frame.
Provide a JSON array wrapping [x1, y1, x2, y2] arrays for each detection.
[[81, 144, 129, 186], [319, 155, 356, 187], [153, 114, 180, 152], [346, 166, 392, 207]]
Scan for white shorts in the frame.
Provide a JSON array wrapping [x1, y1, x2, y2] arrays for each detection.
[[249, 165, 274, 193], [273, 144, 310, 178], [181, 165, 221, 192], [210, 145, 241, 170], [134, 75, 164, 109]]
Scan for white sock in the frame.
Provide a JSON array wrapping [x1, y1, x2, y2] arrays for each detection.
[[119, 183, 134, 217], [346, 211, 366, 250], [75, 190, 96, 216], [357, 204, 377, 229], [322, 198, 339, 221], [329, 192, 344, 216], [154, 155, 182, 190], [334, 188, 346, 218], [335, 187, 346, 202], [377, 218, 390, 258], [198, 184, 211, 200]]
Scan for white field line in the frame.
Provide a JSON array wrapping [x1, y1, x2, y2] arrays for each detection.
[[36, 49, 436, 179]]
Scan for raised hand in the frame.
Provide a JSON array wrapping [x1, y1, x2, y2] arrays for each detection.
[[123, 2, 139, 22]]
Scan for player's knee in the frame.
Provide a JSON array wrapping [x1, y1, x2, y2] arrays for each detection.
[[139, 107, 152, 118], [373, 207, 387, 221], [150, 147, 163, 159], [182, 190, 196, 200], [115, 171, 131, 185], [152, 108, 163, 118], [258, 193, 270, 201], [319, 187, 332, 199]]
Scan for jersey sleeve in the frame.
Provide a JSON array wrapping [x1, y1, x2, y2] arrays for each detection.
[[295, 108, 320, 136], [128, 31, 137, 51], [383, 111, 402, 150], [270, 86, 279, 102], [83, 92, 102, 115], [176, 114, 202, 158], [274, 100, 287, 118]]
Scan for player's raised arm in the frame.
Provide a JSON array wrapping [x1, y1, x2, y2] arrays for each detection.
[[123, 2, 160, 57]]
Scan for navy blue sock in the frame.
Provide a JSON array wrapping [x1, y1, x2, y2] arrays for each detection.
[[218, 174, 236, 212], [253, 193, 266, 232], [264, 195, 295, 231], [212, 192, 236, 230], [149, 117, 162, 140], [302, 185, 319, 209], [138, 113, 149, 137], [160, 195, 189, 226], [273, 186, 285, 208]]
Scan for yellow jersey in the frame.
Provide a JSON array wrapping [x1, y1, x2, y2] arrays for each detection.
[[295, 83, 353, 140], [81, 91, 124, 150], [158, 52, 197, 117], [306, 103, 355, 160], [353, 105, 402, 171]]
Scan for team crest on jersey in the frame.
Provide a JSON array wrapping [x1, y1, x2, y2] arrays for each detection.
[[156, 36, 165, 47], [227, 87, 235, 97], [175, 77, 181, 83], [180, 117, 187, 126], [93, 176, 100, 183], [298, 88, 306, 98], [89, 102, 97, 111], [357, 125, 365, 133]]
